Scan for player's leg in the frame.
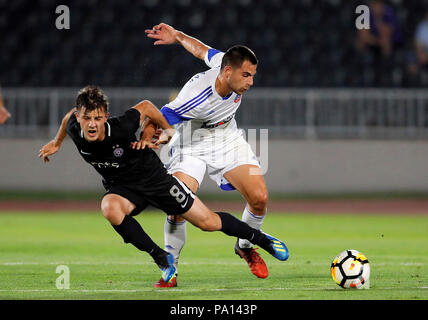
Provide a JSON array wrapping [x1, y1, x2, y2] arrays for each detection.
[[151, 169, 288, 285], [181, 197, 289, 262], [101, 193, 176, 282], [205, 132, 270, 277], [164, 171, 199, 263], [223, 164, 268, 241], [101, 193, 135, 225], [155, 154, 206, 287], [223, 164, 269, 278], [154, 171, 199, 288]]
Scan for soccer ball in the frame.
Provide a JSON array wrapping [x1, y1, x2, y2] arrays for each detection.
[[330, 249, 370, 289]]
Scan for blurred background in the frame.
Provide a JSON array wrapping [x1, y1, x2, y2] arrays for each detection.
[[1, 0, 428, 198]]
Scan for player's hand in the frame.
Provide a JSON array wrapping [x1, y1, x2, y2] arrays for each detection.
[[131, 128, 163, 150], [155, 128, 175, 146], [145, 23, 178, 45], [130, 140, 159, 150], [0, 106, 11, 125], [38, 140, 61, 163]]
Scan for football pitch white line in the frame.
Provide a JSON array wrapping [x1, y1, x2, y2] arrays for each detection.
[[0, 261, 273, 266], [0, 288, 327, 294], [0, 261, 299, 266], [0, 261, 425, 266]]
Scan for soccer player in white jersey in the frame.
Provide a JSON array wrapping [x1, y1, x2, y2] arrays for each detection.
[[143, 23, 278, 287]]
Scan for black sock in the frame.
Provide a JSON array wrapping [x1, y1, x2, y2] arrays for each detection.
[[215, 211, 274, 254], [112, 215, 164, 258]]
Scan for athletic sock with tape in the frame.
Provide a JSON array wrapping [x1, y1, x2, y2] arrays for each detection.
[[238, 204, 266, 249], [164, 217, 186, 270]]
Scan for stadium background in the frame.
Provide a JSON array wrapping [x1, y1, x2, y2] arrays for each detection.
[[1, 0, 428, 200]]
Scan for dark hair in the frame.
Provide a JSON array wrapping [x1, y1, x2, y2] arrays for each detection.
[[220, 45, 258, 71], [76, 85, 109, 113]]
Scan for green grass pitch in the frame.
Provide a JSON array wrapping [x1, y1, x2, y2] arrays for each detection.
[[0, 211, 427, 300]]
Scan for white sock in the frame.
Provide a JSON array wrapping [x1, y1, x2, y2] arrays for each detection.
[[164, 217, 187, 271], [238, 204, 266, 249]]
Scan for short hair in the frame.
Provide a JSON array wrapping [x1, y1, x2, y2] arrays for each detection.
[[220, 45, 258, 71], [76, 85, 109, 113]]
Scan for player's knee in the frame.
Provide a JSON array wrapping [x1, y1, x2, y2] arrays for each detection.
[[248, 189, 269, 213], [101, 200, 123, 225]]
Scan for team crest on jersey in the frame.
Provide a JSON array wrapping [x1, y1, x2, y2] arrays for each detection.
[[234, 94, 242, 103], [113, 145, 124, 158]]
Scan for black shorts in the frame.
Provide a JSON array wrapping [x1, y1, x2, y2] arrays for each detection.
[[102, 174, 195, 216]]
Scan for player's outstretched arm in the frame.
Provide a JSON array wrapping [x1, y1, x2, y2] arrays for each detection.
[[0, 105, 10, 125], [145, 22, 209, 61], [131, 100, 175, 150], [38, 107, 76, 163], [0, 91, 11, 125]]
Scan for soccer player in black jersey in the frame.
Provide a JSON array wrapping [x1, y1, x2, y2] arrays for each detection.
[[39, 85, 289, 286]]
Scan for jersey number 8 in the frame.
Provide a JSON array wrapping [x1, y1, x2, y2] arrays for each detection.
[[169, 185, 186, 204]]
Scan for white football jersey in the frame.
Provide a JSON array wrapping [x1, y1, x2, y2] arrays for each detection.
[[161, 48, 244, 148]]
